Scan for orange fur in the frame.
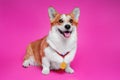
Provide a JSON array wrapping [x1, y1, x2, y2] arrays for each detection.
[[50, 13, 62, 26], [23, 36, 48, 65], [67, 13, 78, 26], [50, 13, 78, 27]]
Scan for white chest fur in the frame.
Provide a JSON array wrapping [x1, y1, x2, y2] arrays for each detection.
[[43, 28, 77, 70]]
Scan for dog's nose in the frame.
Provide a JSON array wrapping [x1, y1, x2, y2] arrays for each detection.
[[65, 24, 71, 30]]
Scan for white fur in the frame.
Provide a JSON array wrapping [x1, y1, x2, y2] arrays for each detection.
[[42, 57, 50, 74], [48, 7, 57, 21], [72, 8, 80, 21], [65, 64, 74, 73], [23, 56, 38, 67]]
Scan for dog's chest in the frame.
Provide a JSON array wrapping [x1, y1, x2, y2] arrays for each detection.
[[47, 34, 76, 54], [56, 40, 74, 53], [44, 31, 77, 69]]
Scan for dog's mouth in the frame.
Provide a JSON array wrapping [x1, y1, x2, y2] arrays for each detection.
[[58, 29, 72, 38]]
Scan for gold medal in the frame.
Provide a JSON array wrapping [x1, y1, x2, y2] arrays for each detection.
[[60, 62, 67, 69]]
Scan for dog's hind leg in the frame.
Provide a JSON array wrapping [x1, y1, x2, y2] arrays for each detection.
[[22, 44, 38, 68]]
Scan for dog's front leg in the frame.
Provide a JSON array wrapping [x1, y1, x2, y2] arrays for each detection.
[[42, 57, 50, 75], [64, 47, 77, 74]]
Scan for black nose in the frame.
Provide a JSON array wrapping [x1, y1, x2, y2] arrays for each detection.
[[65, 24, 71, 30]]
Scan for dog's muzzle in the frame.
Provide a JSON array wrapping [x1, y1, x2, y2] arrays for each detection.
[[58, 29, 72, 38]]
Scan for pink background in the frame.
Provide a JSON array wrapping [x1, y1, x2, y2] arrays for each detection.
[[0, 0, 120, 80]]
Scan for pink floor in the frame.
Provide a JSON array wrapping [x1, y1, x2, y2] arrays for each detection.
[[0, 0, 120, 80]]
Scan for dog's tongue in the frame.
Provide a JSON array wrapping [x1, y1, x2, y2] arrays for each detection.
[[64, 32, 71, 38]]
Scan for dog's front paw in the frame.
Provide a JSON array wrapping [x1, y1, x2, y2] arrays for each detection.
[[65, 67, 74, 74], [42, 68, 50, 75]]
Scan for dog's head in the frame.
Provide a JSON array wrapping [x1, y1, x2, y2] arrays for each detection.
[[48, 7, 80, 38]]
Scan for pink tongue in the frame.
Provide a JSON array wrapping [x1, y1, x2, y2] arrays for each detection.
[[64, 33, 71, 38]]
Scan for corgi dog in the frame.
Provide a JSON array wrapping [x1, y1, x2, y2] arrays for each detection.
[[23, 7, 80, 74]]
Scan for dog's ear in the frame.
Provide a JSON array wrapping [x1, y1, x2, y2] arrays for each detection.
[[48, 7, 57, 21], [71, 8, 80, 21]]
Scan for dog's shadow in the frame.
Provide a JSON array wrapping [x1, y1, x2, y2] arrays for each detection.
[[37, 66, 66, 74], [51, 69, 66, 74]]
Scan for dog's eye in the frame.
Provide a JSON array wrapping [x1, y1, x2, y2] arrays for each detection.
[[69, 19, 73, 23], [59, 19, 63, 23]]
